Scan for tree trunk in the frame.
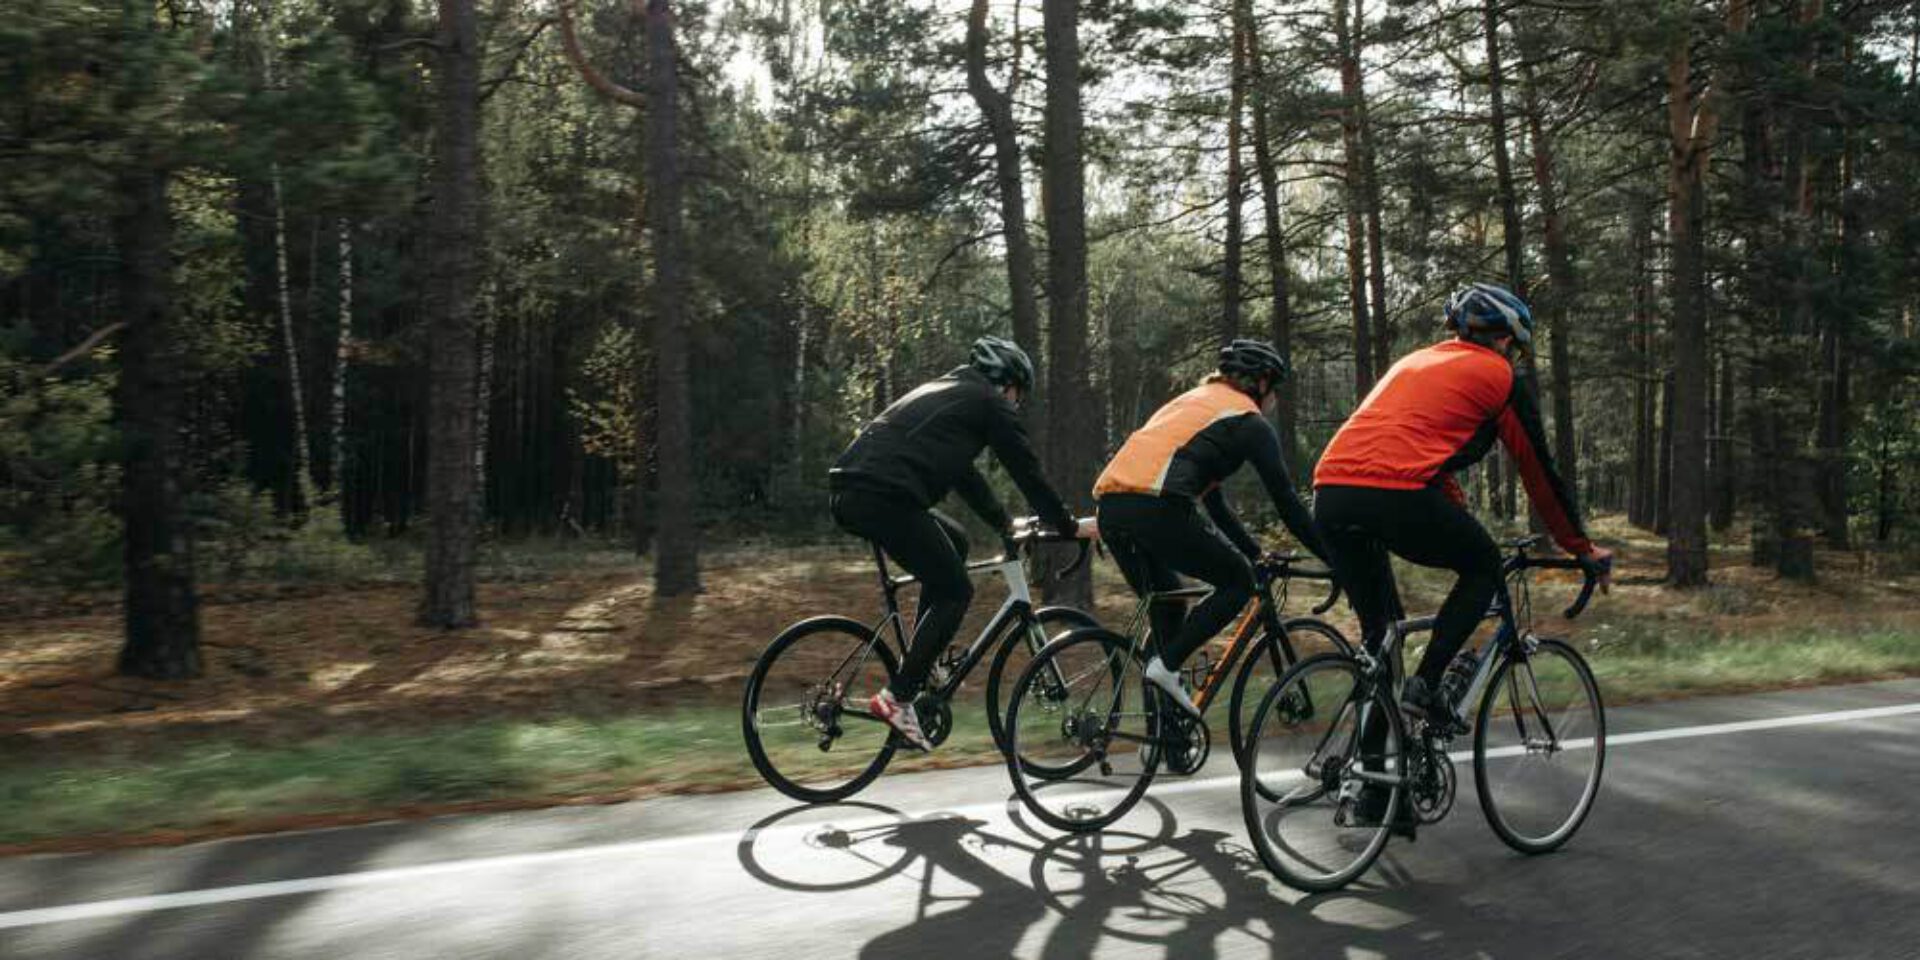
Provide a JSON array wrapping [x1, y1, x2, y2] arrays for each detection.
[[1518, 29, 1579, 499], [1712, 351, 1737, 531], [1354, 0, 1390, 375], [116, 160, 204, 679], [1333, 0, 1373, 399], [327, 218, 352, 502], [1663, 16, 1727, 587], [1246, 10, 1302, 476], [1042, 0, 1095, 606], [1629, 199, 1656, 529], [1222, 4, 1248, 341], [419, 0, 484, 627], [965, 0, 1044, 371], [647, 0, 700, 595], [260, 25, 313, 516], [1656, 370, 1675, 537], [1483, 2, 1524, 298], [1818, 37, 1858, 549]]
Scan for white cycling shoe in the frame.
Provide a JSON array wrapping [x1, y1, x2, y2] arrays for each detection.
[[869, 689, 933, 752], [1142, 656, 1203, 719]]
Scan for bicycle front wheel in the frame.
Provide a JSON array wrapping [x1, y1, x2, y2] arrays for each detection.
[[741, 617, 899, 803], [1226, 616, 1354, 764], [985, 606, 1101, 752], [1004, 627, 1161, 833], [1473, 637, 1606, 854], [1240, 654, 1403, 892]]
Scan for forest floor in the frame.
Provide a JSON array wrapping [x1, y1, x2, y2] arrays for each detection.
[[2, 515, 1917, 852]]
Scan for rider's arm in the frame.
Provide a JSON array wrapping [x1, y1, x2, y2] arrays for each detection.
[[1235, 415, 1334, 564], [952, 463, 1014, 537], [980, 391, 1077, 533], [1495, 371, 1594, 555], [1202, 487, 1262, 560]]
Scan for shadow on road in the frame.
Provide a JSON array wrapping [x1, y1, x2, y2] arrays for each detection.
[[733, 796, 1495, 959]]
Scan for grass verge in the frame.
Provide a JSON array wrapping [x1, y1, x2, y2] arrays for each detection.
[[4, 622, 1917, 851]]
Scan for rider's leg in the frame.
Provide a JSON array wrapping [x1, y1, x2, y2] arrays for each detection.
[[1313, 486, 1399, 655], [1102, 495, 1252, 667], [832, 490, 974, 701], [1375, 487, 1502, 689], [1097, 496, 1185, 655]]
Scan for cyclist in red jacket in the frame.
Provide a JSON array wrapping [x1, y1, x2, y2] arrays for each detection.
[[1315, 284, 1611, 826]]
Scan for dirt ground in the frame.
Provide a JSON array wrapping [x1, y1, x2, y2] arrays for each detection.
[[4, 519, 1917, 764]]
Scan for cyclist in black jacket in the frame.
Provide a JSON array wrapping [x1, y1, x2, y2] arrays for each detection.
[[829, 337, 1081, 750]]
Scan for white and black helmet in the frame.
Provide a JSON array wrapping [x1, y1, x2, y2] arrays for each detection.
[[970, 336, 1036, 391]]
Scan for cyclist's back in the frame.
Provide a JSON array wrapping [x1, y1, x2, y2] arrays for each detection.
[[1314, 283, 1606, 725]]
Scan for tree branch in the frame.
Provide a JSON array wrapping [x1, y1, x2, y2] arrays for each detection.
[[556, 0, 647, 109], [31, 323, 125, 381]]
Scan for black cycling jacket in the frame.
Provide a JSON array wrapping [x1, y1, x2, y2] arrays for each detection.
[[829, 367, 1075, 535]]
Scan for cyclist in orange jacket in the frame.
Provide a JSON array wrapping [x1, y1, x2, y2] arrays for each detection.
[[1094, 339, 1333, 717], [1315, 283, 1611, 829]]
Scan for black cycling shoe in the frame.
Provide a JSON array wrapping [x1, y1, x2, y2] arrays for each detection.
[[1345, 786, 1419, 841], [1400, 675, 1441, 720]]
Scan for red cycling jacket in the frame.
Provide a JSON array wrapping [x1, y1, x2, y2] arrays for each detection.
[[1313, 339, 1592, 554]]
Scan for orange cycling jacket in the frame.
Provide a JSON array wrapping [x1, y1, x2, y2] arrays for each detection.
[[1313, 339, 1592, 555]]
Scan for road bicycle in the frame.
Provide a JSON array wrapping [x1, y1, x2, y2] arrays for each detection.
[[1001, 551, 1353, 832], [741, 519, 1095, 803], [1239, 535, 1610, 891]]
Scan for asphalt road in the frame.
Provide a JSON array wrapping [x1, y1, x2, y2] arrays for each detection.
[[3, 679, 1918, 960]]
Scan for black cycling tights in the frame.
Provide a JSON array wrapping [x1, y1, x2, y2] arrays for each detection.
[[1314, 483, 1502, 686], [832, 488, 973, 700], [1097, 493, 1256, 668]]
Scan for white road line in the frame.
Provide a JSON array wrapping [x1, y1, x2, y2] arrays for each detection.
[[3, 698, 1917, 932]]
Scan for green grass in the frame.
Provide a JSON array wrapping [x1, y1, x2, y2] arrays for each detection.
[[4, 623, 1918, 848]]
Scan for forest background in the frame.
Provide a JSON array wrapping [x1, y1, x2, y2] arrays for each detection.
[[3, 0, 1919, 846]]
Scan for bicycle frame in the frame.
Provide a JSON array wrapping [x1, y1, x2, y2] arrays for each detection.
[[1114, 574, 1314, 715], [854, 544, 1059, 706]]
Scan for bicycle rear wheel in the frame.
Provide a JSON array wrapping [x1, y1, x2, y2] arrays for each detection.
[[1240, 654, 1403, 892], [1226, 616, 1354, 764], [1473, 637, 1605, 854], [1004, 627, 1161, 833], [741, 617, 899, 803]]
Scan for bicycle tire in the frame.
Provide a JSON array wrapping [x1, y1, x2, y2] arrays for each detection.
[[741, 616, 901, 803], [1472, 637, 1606, 854], [1004, 627, 1162, 833], [1240, 653, 1403, 892]]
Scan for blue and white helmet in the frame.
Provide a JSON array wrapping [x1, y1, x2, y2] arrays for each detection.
[[1443, 282, 1534, 345]]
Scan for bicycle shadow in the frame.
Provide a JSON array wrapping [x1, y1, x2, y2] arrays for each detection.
[[734, 797, 1495, 959]]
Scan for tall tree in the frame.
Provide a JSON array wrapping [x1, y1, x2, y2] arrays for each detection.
[[1663, 0, 1744, 586], [1517, 20, 1581, 494], [965, 0, 1043, 385], [114, 0, 202, 678], [1042, 0, 1095, 602], [1334, 0, 1375, 397], [1246, 4, 1302, 475], [1222, 5, 1249, 341], [419, 0, 485, 626], [644, 0, 698, 594], [556, 0, 700, 594]]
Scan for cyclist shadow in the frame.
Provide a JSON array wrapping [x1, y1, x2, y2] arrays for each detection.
[[735, 797, 1483, 960]]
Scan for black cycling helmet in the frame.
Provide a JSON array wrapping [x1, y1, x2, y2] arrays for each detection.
[[1218, 338, 1289, 383], [1443, 282, 1534, 345], [970, 335, 1036, 392]]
